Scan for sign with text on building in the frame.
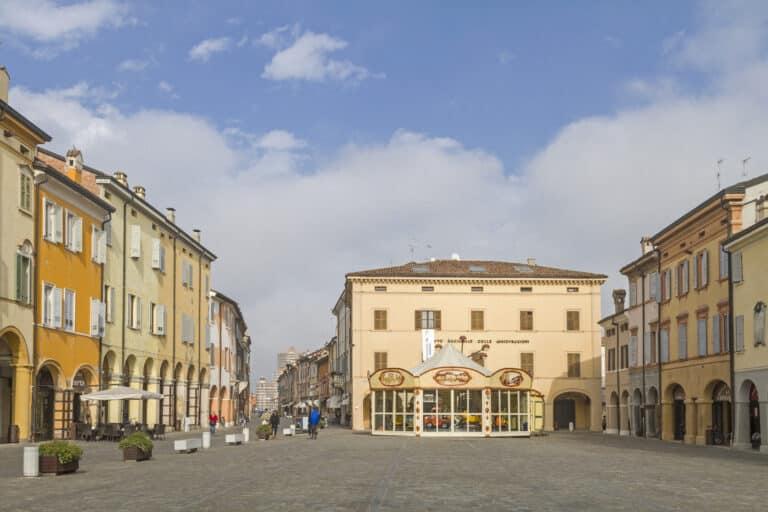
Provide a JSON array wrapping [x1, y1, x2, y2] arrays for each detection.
[[422, 329, 435, 361]]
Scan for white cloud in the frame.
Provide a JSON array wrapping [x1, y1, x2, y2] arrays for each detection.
[[188, 37, 231, 62], [118, 58, 149, 72], [0, 0, 132, 57], [256, 130, 306, 151], [259, 26, 380, 83], [158, 81, 173, 93]]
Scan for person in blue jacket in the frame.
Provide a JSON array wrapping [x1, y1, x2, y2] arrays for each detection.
[[309, 407, 321, 440]]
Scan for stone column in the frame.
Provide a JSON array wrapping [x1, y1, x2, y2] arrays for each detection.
[[482, 388, 491, 437], [760, 400, 768, 454], [684, 400, 697, 444], [605, 403, 618, 434], [732, 400, 752, 450], [695, 400, 712, 446], [11, 365, 33, 441], [175, 380, 187, 431], [661, 400, 674, 441]]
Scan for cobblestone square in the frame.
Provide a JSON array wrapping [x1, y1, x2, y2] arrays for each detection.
[[1, 426, 766, 511]]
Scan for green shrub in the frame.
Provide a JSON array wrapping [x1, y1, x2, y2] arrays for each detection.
[[256, 424, 272, 436], [118, 432, 154, 452], [39, 441, 83, 464]]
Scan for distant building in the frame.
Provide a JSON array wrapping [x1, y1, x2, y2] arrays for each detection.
[[277, 347, 299, 372], [253, 376, 278, 411]]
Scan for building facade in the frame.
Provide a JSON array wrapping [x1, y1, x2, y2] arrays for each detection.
[[336, 259, 606, 434], [599, 291, 630, 436], [0, 68, 51, 443]]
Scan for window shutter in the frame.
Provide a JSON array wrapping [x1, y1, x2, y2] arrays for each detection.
[[712, 315, 720, 354], [99, 229, 107, 264], [735, 315, 745, 352], [733, 252, 743, 283], [160, 246, 166, 272], [629, 336, 636, 367], [74, 217, 82, 252], [130, 225, 141, 258], [158, 304, 166, 335], [90, 298, 98, 336], [15, 253, 23, 301], [415, 310, 421, 330], [91, 226, 98, 261], [665, 271, 671, 300], [55, 206, 63, 243], [109, 286, 116, 323], [682, 260, 689, 293], [53, 287, 62, 327], [693, 257, 698, 290], [152, 239, 161, 269], [698, 318, 706, 356], [434, 310, 441, 330], [649, 273, 657, 302], [702, 251, 708, 287], [136, 297, 142, 330], [182, 261, 188, 286], [99, 301, 106, 336]]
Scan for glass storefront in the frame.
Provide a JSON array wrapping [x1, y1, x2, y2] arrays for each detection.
[[422, 388, 483, 433], [491, 390, 529, 433], [373, 390, 415, 432]]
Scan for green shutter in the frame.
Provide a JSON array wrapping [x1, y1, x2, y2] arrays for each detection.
[[15, 253, 23, 301]]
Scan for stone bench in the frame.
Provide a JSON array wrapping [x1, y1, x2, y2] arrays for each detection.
[[225, 433, 244, 445], [174, 438, 202, 453]]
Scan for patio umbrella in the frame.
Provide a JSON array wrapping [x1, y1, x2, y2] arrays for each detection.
[[80, 385, 163, 401]]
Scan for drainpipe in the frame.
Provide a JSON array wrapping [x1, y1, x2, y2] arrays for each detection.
[[611, 315, 621, 435], [197, 251, 202, 427], [171, 234, 177, 429], [97, 212, 112, 426], [120, 193, 135, 423], [31, 173, 48, 441], [641, 270, 647, 438]]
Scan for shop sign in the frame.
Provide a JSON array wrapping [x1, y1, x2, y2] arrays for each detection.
[[499, 370, 523, 387], [380, 371, 404, 387], [433, 369, 471, 386]]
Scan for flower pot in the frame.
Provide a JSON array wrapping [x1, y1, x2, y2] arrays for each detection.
[[122, 446, 152, 462], [39, 455, 79, 475]]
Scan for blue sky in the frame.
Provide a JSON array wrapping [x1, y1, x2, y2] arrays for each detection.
[[5, 1, 768, 379]]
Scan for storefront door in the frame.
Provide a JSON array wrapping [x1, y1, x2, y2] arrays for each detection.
[[36, 368, 55, 440], [553, 398, 575, 430], [749, 384, 761, 449]]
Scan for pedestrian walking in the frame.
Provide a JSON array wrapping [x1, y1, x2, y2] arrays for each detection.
[[209, 412, 218, 434], [270, 410, 280, 439], [309, 407, 321, 440]]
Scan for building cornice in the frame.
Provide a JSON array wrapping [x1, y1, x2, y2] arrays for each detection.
[[348, 276, 605, 286]]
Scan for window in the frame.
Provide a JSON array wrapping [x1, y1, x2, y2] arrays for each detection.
[[104, 285, 115, 323], [694, 251, 709, 289], [712, 314, 721, 354], [374, 310, 387, 330], [151, 239, 166, 272], [127, 294, 141, 330], [19, 170, 32, 212], [660, 328, 670, 363], [520, 353, 534, 377], [606, 348, 616, 371], [374, 286, 387, 292], [629, 334, 637, 367], [63, 289, 75, 332], [91, 226, 106, 264], [415, 310, 441, 330], [719, 245, 729, 279], [42, 283, 60, 327], [471, 310, 484, 331], [150, 303, 166, 335], [649, 272, 659, 302], [732, 251, 743, 283], [697, 317, 707, 356], [421, 286, 434, 292], [676, 260, 689, 296], [566, 311, 580, 331], [619, 345, 628, 369], [754, 302, 766, 346], [65, 211, 82, 252], [489, 389, 529, 433], [567, 353, 581, 377], [662, 269, 672, 301], [735, 315, 745, 352], [181, 313, 194, 344], [678, 322, 687, 360], [520, 287, 532, 293], [520, 311, 534, 331], [90, 298, 105, 337], [471, 286, 483, 292], [15, 243, 33, 304], [374, 351, 388, 371], [629, 282, 637, 307], [130, 225, 141, 258], [44, 200, 63, 243]]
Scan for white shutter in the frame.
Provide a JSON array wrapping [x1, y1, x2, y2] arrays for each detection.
[[189, 263, 193, 289], [53, 287, 62, 328], [109, 286, 116, 323], [649, 272, 658, 302], [733, 252, 743, 283], [693, 257, 698, 290], [130, 225, 141, 258], [701, 251, 708, 287], [152, 239, 161, 269], [74, 217, 83, 252], [99, 301, 106, 336], [182, 314, 189, 343], [90, 298, 99, 336], [91, 226, 99, 262], [682, 260, 689, 294], [713, 315, 721, 353], [160, 246, 166, 272], [157, 304, 166, 335], [735, 315, 745, 351], [98, 229, 107, 264], [55, 206, 63, 243], [135, 297, 142, 330], [182, 261, 188, 286]]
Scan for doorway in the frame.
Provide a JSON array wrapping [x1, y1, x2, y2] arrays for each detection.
[[36, 367, 55, 440], [672, 385, 686, 441], [711, 382, 732, 445], [748, 383, 761, 449], [554, 398, 575, 430]]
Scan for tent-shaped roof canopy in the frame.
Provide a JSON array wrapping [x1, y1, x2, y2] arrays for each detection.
[[80, 385, 163, 401], [410, 342, 492, 377]]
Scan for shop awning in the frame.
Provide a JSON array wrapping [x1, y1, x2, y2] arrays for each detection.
[[80, 386, 163, 401]]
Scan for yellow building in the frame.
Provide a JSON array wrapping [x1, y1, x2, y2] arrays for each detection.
[[0, 67, 51, 442], [725, 216, 768, 452], [33, 154, 113, 440], [337, 258, 606, 435]]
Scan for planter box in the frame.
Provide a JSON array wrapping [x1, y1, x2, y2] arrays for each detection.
[[39, 455, 79, 475], [122, 446, 152, 462], [257, 432, 270, 440]]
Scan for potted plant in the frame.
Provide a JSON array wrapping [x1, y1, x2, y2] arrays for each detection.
[[118, 432, 154, 461], [39, 440, 83, 475], [256, 424, 272, 440]]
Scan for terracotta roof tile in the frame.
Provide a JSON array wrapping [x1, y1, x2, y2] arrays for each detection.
[[346, 260, 606, 280]]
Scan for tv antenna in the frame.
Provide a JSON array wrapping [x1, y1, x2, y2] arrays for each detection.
[[742, 156, 751, 178], [716, 159, 724, 190], [407, 239, 432, 261]]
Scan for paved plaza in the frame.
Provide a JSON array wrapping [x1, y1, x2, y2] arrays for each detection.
[[1, 427, 766, 511]]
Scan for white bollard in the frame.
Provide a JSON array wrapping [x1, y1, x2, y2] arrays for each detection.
[[184, 416, 191, 433], [202, 431, 211, 449], [242, 427, 250, 443], [23, 446, 39, 477], [569, 421, 574, 432]]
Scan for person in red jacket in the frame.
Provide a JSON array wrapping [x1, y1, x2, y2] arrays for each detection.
[[209, 413, 218, 434]]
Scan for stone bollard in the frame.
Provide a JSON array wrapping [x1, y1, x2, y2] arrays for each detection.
[[242, 427, 250, 443], [184, 417, 191, 433], [202, 431, 211, 449], [569, 421, 574, 432], [23, 446, 39, 477]]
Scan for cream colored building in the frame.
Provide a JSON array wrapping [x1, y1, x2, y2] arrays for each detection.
[[725, 216, 768, 452], [0, 68, 51, 442], [599, 291, 631, 436], [337, 258, 606, 435]]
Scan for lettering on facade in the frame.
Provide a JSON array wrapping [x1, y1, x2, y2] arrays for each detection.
[[436, 338, 530, 345], [380, 370, 404, 387], [433, 369, 471, 386]]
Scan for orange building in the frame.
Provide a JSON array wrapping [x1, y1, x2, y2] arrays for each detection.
[[32, 153, 113, 440]]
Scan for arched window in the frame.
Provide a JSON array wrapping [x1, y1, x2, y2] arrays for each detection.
[[16, 241, 33, 304], [754, 302, 766, 346]]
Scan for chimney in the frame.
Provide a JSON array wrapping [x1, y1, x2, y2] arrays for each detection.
[[527, 257, 537, 267], [641, 236, 653, 255], [612, 289, 627, 314], [133, 186, 146, 199], [193, 229, 201, 242], [113, 171, 128, 188], [0, 67, 8, 103], [166, 207, 176, 224], [65, 148, 83, 184]]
